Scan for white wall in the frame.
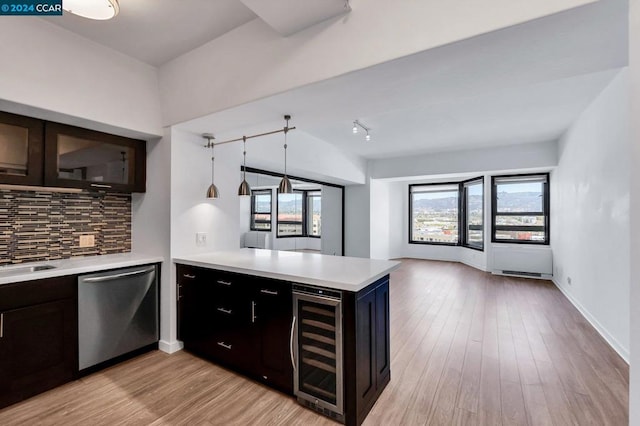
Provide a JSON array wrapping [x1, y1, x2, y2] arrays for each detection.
[[370, 140, 558, 180], [630, 0, 640, 419], [131, 130, 175, 352], [159, 0, 593, 126], [344, 180, 371, 258], [0, 18, 162, 138], [551, 69, 630, 360], [321, 185, 343, 256], [170, 129, 242, 256]]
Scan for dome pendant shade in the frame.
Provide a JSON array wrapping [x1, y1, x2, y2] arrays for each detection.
[[238, 179, 251, 196], [64, 0, 119, 20], [278, 176, 293, 194], [207, 183, 220, 199]]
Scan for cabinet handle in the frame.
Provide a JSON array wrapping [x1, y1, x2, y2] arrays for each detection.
[[90, 183, 112, 189], [177, 285, 182, 301], [0, 313, 3, 339], [260, 289, 278, 296], [289, 316, 296, 370], [183, 274, 195, 279], [217, 307, 232, 315], [251, 301, 256, 323], [217, 342, 232, 350], [217, 280, 232, 286]]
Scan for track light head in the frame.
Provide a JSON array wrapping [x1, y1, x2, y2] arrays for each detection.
[[365, 132, 371, 141]]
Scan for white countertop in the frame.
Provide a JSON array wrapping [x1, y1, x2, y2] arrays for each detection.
[[173, 249, 400, 292], [0, 253, 164, 285]]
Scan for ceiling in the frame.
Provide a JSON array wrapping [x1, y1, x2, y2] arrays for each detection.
[[43, 0, 257, 66], [43, 0, 352, 66], [179, 0, 628, 160], [38, 0, 628, 163]]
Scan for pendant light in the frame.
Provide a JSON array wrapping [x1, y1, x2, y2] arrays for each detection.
[[64, 0, 119, 20], [203, 134, 219, 199], [278, 115, 293, 194], [238, 136, 251, 196]]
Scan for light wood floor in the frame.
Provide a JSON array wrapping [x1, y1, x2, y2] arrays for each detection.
[[0, 259, 628, 425]]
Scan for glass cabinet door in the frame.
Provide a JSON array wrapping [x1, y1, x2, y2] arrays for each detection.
[[0, 111, 44, 186], [45, 122, 145, 192]]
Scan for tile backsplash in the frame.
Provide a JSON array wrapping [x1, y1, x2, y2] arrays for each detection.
[[0, 189, 131, 265]]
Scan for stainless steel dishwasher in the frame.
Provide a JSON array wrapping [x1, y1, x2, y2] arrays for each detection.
[[78, 264, 158, 370]]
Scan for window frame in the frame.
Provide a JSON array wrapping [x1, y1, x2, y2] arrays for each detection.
[[408, 182, 463, 246], [306, 191, 322, 238], [250, 189, 272, 232], [461, 177, 484, 251], [491, 173, 550, 245], [276, 189, 307, 238]]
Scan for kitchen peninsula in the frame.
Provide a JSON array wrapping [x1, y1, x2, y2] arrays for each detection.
[[174, 249, 400, 426]]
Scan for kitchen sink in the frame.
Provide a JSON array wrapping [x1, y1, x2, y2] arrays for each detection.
[[0, 264, 57, 276]]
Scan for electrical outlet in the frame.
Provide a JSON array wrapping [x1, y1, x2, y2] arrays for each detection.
[[196, 232, 207, 247], [567, 276, 572, 285], [79, 234, 95, 248]]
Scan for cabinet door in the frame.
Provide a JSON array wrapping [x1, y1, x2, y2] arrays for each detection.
[[355, 288, 377, 409], [177, 267, 216, 357], [44, 122, 146, 192], [0, 111, 44, 186], [375, 280, 390, 384], [0, 298, 76, 409], [252, 279, 293, 393]]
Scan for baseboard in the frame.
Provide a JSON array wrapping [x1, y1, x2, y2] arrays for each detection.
[[159, 339, 184, 354], [552, 278, 629, 363]]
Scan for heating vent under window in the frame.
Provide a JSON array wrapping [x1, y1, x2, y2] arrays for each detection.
[[492, 246, 552, 278]]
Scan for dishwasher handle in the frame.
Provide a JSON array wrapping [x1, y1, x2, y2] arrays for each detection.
[[82, 266, 156, 283]]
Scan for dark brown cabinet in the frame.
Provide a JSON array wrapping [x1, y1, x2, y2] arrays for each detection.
[[176, 264, 391, 426], [344, 276, 390, 426], [0, 111, 44, 186], [0, 276, 77, 409], [0, 110, 146, 193], [251, 277, 293, 392], [44, 122, 146, 192], [177, 265, 293, 393]]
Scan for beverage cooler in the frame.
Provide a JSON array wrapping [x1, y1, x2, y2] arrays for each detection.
[[291, 284, 344, 422]]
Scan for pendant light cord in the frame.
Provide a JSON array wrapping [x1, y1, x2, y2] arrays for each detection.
[[284, 117, 289, 176], [243, 136, 247, 180], [211, 142, 215, 185]]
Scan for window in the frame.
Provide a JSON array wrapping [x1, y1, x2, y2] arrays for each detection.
[[492, 174, 549, 244], [463, 178, 484, 250], [307, 191, 321, 237], [250, 190, 272, 231], [409, 183, 460, 245], [277, 190, 304, 237]]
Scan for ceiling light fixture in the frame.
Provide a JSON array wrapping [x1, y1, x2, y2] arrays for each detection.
[[238, 136, 251, 196], [203, 134, 219, 199], [352, 120, 372, 141], [278, 115, 293, 194], [63, 0, 120, 20]]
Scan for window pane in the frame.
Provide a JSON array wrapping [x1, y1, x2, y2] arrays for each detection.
[[308, 194, 321, 237], [278, 191, 303, 236], [494, 229, 546, 242], [0, 123, 29, 176], [411, 188, 459, 244], [278, 223, 303, 236], [496, 181, 544, 213], [253, 221, 271, 231], [495, 215, 545, 227], [254, 193, 271, 213], [465, 181, 483, 248]]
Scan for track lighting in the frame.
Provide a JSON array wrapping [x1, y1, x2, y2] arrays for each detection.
[[352, 120, 372, 141]]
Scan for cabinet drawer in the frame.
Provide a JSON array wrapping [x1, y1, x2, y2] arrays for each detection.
[[208, 330, 252, 367]]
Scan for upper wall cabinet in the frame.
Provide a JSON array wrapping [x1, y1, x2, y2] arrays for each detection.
[[44, 122, 146, 193], [0, 111, 44, 186]]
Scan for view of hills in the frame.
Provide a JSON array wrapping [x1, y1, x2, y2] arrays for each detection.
[[412, 192, 541, 212]]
